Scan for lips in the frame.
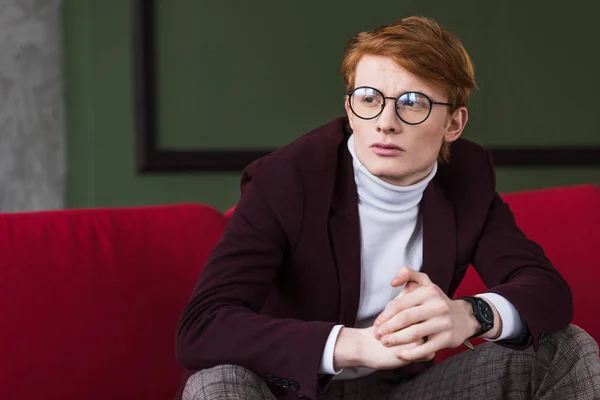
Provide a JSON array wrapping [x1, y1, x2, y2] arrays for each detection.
[[370, 142, 404, 157], [371, 142, 403, 151]]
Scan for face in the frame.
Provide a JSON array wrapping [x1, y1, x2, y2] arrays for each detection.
[[345, 55, 468, 186]]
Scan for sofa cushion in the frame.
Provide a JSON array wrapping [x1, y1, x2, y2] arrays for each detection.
[[0, 204, 226, 400]]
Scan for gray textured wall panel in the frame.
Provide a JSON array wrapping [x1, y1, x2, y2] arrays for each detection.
[[0, 0, 64, 211]]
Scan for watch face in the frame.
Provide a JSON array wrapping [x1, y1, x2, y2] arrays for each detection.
[[477, 300, 494, 324]]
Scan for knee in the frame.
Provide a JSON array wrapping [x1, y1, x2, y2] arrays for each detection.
[[550, 324, 599, 357], [183, 365, 263, 400]]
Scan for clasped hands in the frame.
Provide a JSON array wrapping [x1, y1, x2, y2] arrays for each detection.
[[360, 266, 480, 370]]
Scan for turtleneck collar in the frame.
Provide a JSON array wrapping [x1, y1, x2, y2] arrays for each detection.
[[347, 134, 437, 212]]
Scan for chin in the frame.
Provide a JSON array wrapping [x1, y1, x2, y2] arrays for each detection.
[[367, 161, 426, 186], [365, 162, 406, 182], [366, 158, 398, 172]]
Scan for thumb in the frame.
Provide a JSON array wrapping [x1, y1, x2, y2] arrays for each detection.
[[401, 281, 421, 295], [391, 266, 432, 288]]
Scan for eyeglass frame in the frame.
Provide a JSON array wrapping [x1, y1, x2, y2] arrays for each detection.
[[345, 86, 454, 125]]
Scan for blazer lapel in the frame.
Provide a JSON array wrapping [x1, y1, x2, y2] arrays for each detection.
[[328, 141, 362, 327], [421, 180, 457, 295]]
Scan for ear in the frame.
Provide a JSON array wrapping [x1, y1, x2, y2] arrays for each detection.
[[344, 98, 355, 131], [443, 106, 468, 143]]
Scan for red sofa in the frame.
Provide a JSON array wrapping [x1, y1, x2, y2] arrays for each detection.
[[1, 184, 598, 400]]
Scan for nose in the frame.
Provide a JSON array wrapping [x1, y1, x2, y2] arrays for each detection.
[[376, 99, 402, 134]]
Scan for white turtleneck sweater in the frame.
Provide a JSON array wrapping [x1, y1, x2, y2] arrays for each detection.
[[319, 135, 524, 379]]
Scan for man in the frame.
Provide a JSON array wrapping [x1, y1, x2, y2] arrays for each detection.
[[175, 16, 600, 399]]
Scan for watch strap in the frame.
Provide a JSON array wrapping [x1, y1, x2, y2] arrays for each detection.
[[457, 296, 494, 338]]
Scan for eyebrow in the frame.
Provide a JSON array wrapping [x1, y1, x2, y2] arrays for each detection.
[[357, 86, 432, 98]]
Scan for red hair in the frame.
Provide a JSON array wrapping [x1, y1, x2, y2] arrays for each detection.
[[341, 16, 477, 161]]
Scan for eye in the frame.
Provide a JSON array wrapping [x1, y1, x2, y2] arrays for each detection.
[[398, 93, 429, 109], [353, 88, 383, 107]]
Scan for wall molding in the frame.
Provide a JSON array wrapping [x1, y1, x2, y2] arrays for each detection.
[[132, 0, 600, 172]]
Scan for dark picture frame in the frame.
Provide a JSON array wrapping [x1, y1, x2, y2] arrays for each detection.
[[132, 0, 600, 173]]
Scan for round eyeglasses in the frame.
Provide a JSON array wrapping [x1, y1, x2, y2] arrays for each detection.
[[345, 86, 453, 125]]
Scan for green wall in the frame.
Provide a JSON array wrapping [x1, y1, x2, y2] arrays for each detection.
[[64, 0, 599, 212]]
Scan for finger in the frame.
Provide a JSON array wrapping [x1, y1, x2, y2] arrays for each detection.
[[375, 304, 434, 338], [375, 285, 440, 326], [373, 282, 421, 326], [376, 286, 433, 326], [399, 281, 421, 296], [382, 316, 449, 347], [395, 335, 444, 362], [414, 352, 436, 362], [395, 339, 436, 362], [391, 266, 432, 288]]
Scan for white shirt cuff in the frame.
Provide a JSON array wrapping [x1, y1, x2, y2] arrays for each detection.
[[319, 324, 345, 375], [477, 293, 525, 341]]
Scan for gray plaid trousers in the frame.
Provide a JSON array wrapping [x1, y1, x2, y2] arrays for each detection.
[[183, 324, 600, 400]]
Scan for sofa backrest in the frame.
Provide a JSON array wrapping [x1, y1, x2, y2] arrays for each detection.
[[1, 185, 597, 398], [0, 204, 226, 400], [460, 184, 600, 332]]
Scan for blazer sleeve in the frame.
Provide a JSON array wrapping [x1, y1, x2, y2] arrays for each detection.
[[176, 163, 336, 399], [471, 152, 573, 351]]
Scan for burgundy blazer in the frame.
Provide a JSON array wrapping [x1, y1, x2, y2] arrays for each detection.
[[175, 116, 572, 400]]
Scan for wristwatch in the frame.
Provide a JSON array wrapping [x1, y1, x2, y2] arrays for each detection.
[[457, 296, 494, 338]]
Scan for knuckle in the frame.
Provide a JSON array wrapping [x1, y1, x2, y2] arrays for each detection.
[[390, 318, 402, 332], [418, 271, 430, 280], [409, 330, 421, 342], [435, 300, 449, 313], [399, 310, 411, 325], [389, 298, 401, 310], [441, 318, 452, 331], [426, 285, 439, 296], [382, 321, 394, 334]]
